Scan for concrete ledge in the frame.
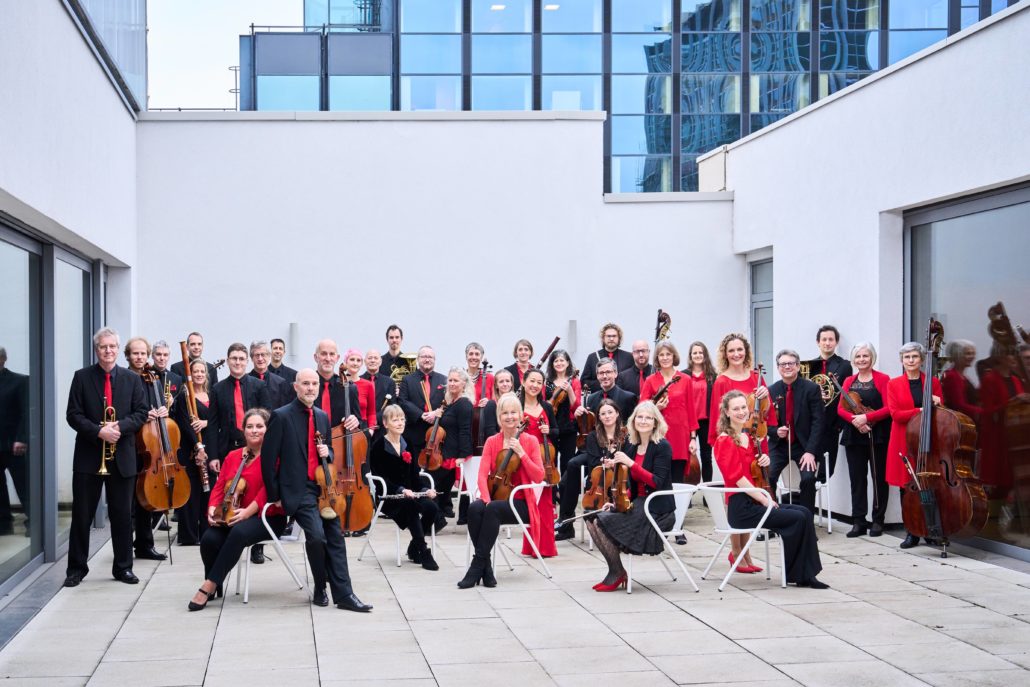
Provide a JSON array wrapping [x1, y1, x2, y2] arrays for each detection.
[[604, 191, 733, 203], [139, 110, 608, 123]]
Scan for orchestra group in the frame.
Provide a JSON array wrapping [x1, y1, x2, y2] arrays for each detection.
[[61, 316, 1030, 611]]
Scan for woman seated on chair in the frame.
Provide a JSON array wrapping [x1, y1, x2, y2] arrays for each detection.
[[188, 408, 287, 611], [459, 392, 546, 589], [369, 404, 440, 571], [713, 391, 828, 589], [585, 401, 676, 592]]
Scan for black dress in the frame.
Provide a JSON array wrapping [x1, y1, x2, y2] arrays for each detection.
[[171, 393, 212, 546], [368, 435, 438, 550], [594, 439, 676, 555]]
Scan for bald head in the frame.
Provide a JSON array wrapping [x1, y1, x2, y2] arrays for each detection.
[[631, 339, 651, 370], [294, 367, 320, 406], [314, 339, 339, 378]]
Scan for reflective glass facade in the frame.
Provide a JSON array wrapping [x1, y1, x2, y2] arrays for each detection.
[[243, 0, 1019, 191], [69, 0, 146, 109]]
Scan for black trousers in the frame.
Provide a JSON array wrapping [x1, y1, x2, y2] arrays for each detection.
[[845, 442, 889, 525], [294, 482, 353, 601], [388, 497, 438, 550], [696, 419, 713, 483], [728, 494, 822, 584], [558, 452, 601, 521], [429, 466, 456, 513], [0, 450, 28, 525], [132, 494, 158, 552], [770, 443, 817, 513], [556, 431, 578, 476], [177, 463, 209, 545], [200, 514, 287, 587], [467, 498, 529, 559], [68, 469, 135, 578]]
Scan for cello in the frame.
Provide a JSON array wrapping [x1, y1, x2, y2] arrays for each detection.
[[136, 365, 191, 515], [331, 378, 374, 533], [901, 319, 987, 557]]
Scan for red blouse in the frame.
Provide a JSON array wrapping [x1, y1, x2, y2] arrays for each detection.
[[641, 371, 698, 460], [208, 447, 284, 516], [708, 372, 778, 444], [630, 449, 657, 496], [713, 434, 754, 503], [477, 432, 555, 557], [688, 372, 709, 421], [355, 378, 377, 429]]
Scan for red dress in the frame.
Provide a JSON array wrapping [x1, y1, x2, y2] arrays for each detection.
[[641, 371, 698, 462], [209, 447, 284, 517], [708, 372, 778, 444], [522, 410, 557, 557], [713, 434, 754, 503], [354, 378, 377, 429], [978, 370, 1025, 490], [942, 368, 980, 423], [885, 374, 943, 487], [688, 372, 709, 421]]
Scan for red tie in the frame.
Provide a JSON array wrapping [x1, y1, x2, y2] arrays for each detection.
[[639, 369, 645, 392], [234, 379, 245, 430], [424, 374, 431, 411], [307, 407, 318, 480], [821, 359, 827, 375], [786, 383, 795, 437], [104, 372, 113, 408], [322, 381, 332, 419], [259, 372, 265, 381]]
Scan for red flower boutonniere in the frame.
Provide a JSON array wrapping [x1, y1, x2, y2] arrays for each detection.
[[401, 451, 412, 464]]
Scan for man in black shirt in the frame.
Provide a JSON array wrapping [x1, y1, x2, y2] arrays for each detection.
[[150, 340, 183, 410], [577, 358, 636, 421], [616, 339, 653, 402], [250, 340, 293, 408], [804, 325, 852, 476], [580, 323, 635, 395], [269, 337, 297, 384], [381, 324, 406, 379], [171, 332, 219, 386], [768, 349, 825, 514], [0, 347, 29, 536]]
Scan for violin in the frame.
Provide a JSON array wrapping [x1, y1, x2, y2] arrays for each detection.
[[136, 366, 190, 514], [331, 377, 374, 533], [473, 360, 492, 455], [611, 439, 633, 514], [828, 373, 875, 416], [539, 418, 560, 487], [746, 364, 775, 501], [213, 448, 251, 526], [548, 369, 578, 409], [650, 374, 682, 405], [419, 398, 449, 471], [575, 409, 596, 450], [488, 422, 527, 502], [314, 431, 342, 520]]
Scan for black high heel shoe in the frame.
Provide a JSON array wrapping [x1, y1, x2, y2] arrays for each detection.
[[188, 587, 216, 611]]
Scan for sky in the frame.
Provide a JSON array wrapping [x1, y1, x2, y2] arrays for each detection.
[[147, 0, 301, 110]]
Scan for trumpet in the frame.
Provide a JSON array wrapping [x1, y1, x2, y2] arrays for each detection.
[[99, 405, 116, 475]]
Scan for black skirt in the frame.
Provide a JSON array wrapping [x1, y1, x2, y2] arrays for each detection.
[[595, 496, 676, 556]]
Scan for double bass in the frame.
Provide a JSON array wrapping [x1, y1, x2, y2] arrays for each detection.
[[901, 319, 987, 557], [331, 378, 374, 533], [136, 365, 191, 514]]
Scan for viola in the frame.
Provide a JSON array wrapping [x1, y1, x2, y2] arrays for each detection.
[[213, 449, 251, 526], [136, 366, 190, 514], [548, 369, 578, 409], [488, 423, 527, 502], [650, 374, 682, 405], [575, 410, 596, 450], [539, 419, 560, 487], [314, 431, 342, 520], [746, 364, 775, 501], [331, 377, 374, 533], [419, 398, 449, 471]]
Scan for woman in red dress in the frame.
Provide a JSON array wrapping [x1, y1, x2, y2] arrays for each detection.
[[708, 333, 776, 446], [342, 349, 377, 430], [520, 369, 558, 557], [685, 341, 716, 484], [978, 344, 1029, 498], [641, 341, 698, 484], [941, 339, 980, 424]]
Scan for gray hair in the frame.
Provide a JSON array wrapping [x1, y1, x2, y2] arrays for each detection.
[[465, 342, 484, 356], [775, 348, 800, 364], [943, 339, 974, 370], [899, 341, 926, 359], [849, 341, 878, 367], [152, 340, 170, 353], [93, 327, 119, 348], [596, 357, 618, 374], [250, 340, 271, 356]]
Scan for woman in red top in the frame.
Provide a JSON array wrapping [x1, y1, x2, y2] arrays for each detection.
[[941, 339, 980, 424], [886, 342, 944, 550], [520, 369, 558, 557], [460, 393, 545, 589], [188, 408, 286, 610], [342, 349, 377, 430], [641, 341, 699, 483], [708, 333, 776, 445], [685, 341, 716, 483], [504, 339, 534, 392], [978, 344, 1029, 496], [714, 391, 827, 588]]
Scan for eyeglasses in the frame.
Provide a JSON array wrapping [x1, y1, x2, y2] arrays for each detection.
[[777, 361, 798, 368]]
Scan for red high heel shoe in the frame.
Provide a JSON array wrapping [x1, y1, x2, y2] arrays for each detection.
[[594, 574, 628, 592], [729, 552, 762, 574]]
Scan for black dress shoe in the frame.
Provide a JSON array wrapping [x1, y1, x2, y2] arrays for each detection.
[[899, 533, 920, 549], [442, 506, 456, 518], [135, 547, 167, 561], [798, 578, 830, 589], [555, 524, 575, 541], [114, 570, 139, 585], [675, 534, 687, 545], [312, 589, 329, 607], [250, 546, 266, 564], [869, 522, 884, 537], [846, 522, 868, 538], [63, 573, 84, 588], [434, 516, 448, 534], [337, 593, 372, 613], [420, 550, 439, 571]]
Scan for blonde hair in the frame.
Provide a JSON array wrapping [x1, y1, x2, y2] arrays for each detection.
[[495, 392, 522, 423], [626, 401, 667, 445], [716, 333, 753, 372], [381, 404, 405, 426]]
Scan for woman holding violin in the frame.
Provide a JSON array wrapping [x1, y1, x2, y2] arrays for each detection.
[[886, 341, 944, 550], [460, 393, 545, 589], [343, 349, 377, 431], [641, 341, 699, 485], [520, 369, 558, 556], [173, 358, 214, 546], [585, 401, 675, 591], [505, 339, 534, 392], [369, 405, 440, 570], [545, 350, 581, 475], [714, 391, 827, 588], [837, 342, 891, 537], [188, 408, 286, 610], [425, 368, 473, 520], [478, 370, 515, 449], [708, 333, 775, 446], [685, 342, 717, 484]]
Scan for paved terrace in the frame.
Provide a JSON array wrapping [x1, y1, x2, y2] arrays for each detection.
[[1, 505, 1030, 687]]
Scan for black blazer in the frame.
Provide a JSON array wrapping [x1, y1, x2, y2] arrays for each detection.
[[368, 435, 421, 518], [154, 368, 184, 404], [65, 364, 149, 476], [262, 399, 333, 514], [250, 369, 294, 408], [171, 360, 219, 386], [626, 438, 675, 514], [312, 374, 363, 428], [616, 364, 653, 402], [361, 371, 396, 411], [398, 370, 447, 447], [581, 432, 630, 463], [805, 353, 853, 443], [0, 368, 29, 450], [767, 378, 826, 456], [439, 397, 473, 459], [268, 363, 298, 385], [581, 349, 635, 395], [480, 400, 500, 442], [585, 385, 637, 424], [207, 375, 272, 463], [503, 363, 532, 393]]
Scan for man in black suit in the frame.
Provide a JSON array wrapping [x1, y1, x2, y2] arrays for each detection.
[[767, 349, 825, 514], [616, 339, 653, 402], [361, 349, 396, 437], [398, 346, 447, 461], [250, 340, 293, 408], [576, 358, 636, 422], [170, 331, 219, 386], [150, 340, 183, 410], [64, 328, 149, 587], [580, 323, 635, 394], [261, 368, 371, 613], [269, 338, 297, 384], [312, 339, 363, 431], [804, 325, 852, 476], [0, 347, 29, 536]]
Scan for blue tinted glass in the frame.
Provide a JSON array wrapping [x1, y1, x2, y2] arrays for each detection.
[[471, 76, 532, 109], [473, 35, 532, 72], [681, 155, 700, 191], [750, 32, 811, 71], [611, 115, 672, 154], [256, 75, 320, 111], [472, 0, 532, 32], [681, 33, 743, 71], [329, 75, 392, 110], [542, 34, 602, 73], [681, 0, 741, 31], [751, 0, 812, 30], [960, 7, 979, 28], [401, 35, 462, 73], [401, 0, 461, 32], [610, 156, 672, 192], [889, 0, 947, 28], [990, 0, 1007, 14], [400, 75, 462, 110], [819, 31, 878, 70], [818, 71, 871, 97], [887, 29, 946, 63], [750, 73, 810, 112], [681, 115, 741, 153], [612, 0, 673, 32], [542, 0, 602, 32], [751, 113, 789, 131], [305, 0, 329, 27], [329, 0, 389, 30], [542, 75, 603, 109], [611, 75, 672, 113], [681, 75, 741, 112], [611, 34, 673, 72], [819, 0, 880, 30]]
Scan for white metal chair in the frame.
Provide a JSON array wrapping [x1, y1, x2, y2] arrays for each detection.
[[815, 454, 835, 532], [579, 464, 593, 550], [777, 459, 833, 532], [233, 503, 307, 603], [359, 474, 436, 567], [625, 484, 700, 594], [697, 483, 786, 591], [490, 482, 553, 579]]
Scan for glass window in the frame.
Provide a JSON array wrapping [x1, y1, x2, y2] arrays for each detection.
[[819, 31, 879, 70], [889, 0, 947, 28], [542, 34, 603, 73], [681, 114, 741, 152], [681, 75, 741, 113], [819, 0, 880, 30], [472, 35, 532, 73], [401, 35, 462, 73], [751, 0, 812, 31], [611, 75, 672, 114], [305, 0, 329, 27], [471, 76, 532, 110], [681, 32, 744, 72], [750, 112, 790, 131], [750, 32, 812, 71], [255, 76, 321, 111], [680, 155, 700, 192], [749, 73, 810, 112], [611, 34, 673, 73], [471, 0, 532, 32], [79, 0, 146, 105], [401, 0, 461, 32], [887, 30, 947, 64], [329, 0, 391, 30], [990, 0, 1008, 14], [329, 76, 392, 110], [610, 115, 673, 154], [818, 71, 871, 97], [960, 7, 979, 29], [752, 260, 774, 293], [542, 75, 602, 110], [612, 0, 673, 32], [681, 0, 741, 31], [542, 0, 602, 32], [610, 156, 672, 192], [401, 75, 462, 110], [54, 259, 87, 552]]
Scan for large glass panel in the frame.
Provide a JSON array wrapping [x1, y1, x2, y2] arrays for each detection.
[[472, 0, 532, 32], [681, 32, 744, 72], [611, 115, 673, 154], [960, 7, 980, 29], [255, 76, 321, 110], [889, 0, 947, 28], [820, 0, 880, 29], [329, 76, 392, 110], [542, 75, 603, 109], [818, 71, 871, 97], [471, 76, 533, 110], [750, 112, 790, 130], [401, 34, 462, 73], [401, 0, 461, 32], [611, 75, 672, 114], [752, 260, 774, 294], [751, 0, 812, 30], [888, 30, 947, 64], [681, 114, 741, 152], [819, 31, 879, 70], [681, 75, 741, 113], [750, 32, 812, 71], [329, 0, 391, 30], [472, 35, 533, 73], [542, 34, 603, 73], [990, 0, 1009, 14], [612, 0, 673, 32], [750, 73, 810, 112], [611, 156, 672, 192], [79, 0, 147, 104], [542, 0, 603, 32], [611, 34, 673, 73], [681, 0, 742, 31], [681, 154, 701, 192], [306, 0, 330, 27], [401, 75, 462, 110]]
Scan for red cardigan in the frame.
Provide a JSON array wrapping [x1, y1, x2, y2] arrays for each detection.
[[837, 370, 891, 425], [355, 378, 377, 429], [885, 374, 942, 487], [478, 432, 555, 557], [941, 368, 980, 422], [209, 447, 284, 517]]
